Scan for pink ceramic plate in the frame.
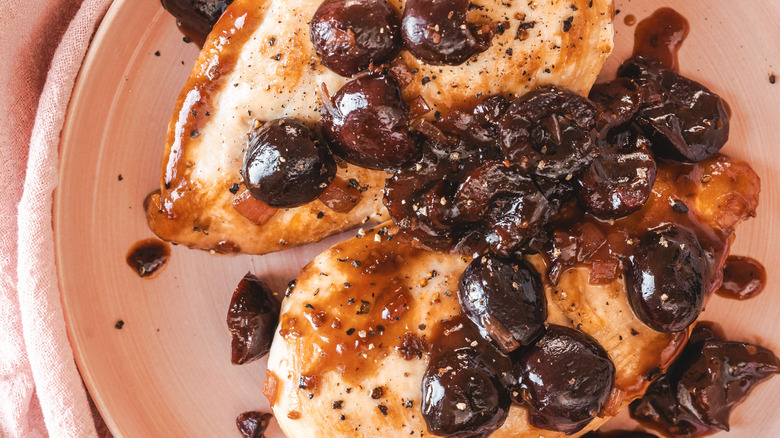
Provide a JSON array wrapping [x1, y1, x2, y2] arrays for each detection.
[[56, 1, 780, 436]]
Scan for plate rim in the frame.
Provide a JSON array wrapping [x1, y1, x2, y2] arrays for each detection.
[[56, 0, 146, 436]]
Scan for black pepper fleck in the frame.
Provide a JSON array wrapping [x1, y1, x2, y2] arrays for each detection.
[[357, 300, 371, 314], [229, 183, 240, 194], [563, 16, 574, 32], [671, 199, 689, 214], [114, 320, 124, 330], [285, 280, 296, 297]]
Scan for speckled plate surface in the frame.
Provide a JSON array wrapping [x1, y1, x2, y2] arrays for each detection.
[[56, 1, 780, 436]]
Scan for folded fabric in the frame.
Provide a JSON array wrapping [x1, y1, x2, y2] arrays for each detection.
[[0, 0, 113, 437]]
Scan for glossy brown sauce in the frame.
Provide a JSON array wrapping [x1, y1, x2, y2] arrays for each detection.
[[152, 2, 265, 225], [633, 8, 690, 71], [277, 230, 456, 391], [427, 315, 505, 367], [126, 238, 171, 278], [623, 14, 637, 26], [716, 256, 766, 300]]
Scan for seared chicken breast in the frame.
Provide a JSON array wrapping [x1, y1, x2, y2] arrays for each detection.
[[265, 154, 760, 437], [146, 0, 614, 254]]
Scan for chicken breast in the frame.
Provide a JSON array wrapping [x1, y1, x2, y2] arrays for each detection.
[[145, 0, 615, 254], [265, 154, 760, 437]]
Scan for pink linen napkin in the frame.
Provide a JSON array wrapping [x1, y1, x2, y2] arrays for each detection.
[[0, 0, 113, 437]]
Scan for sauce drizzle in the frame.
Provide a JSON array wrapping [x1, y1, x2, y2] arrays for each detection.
[[126, 238, 171, 278], [633, 8, 690, 71], [716, 256, 766, 300]]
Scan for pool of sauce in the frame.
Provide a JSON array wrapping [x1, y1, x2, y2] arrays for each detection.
[[633, 8, 690, 71], [277, 229, 465, 393], [715, 256, 766, 300], [126, 238, 171, 278]]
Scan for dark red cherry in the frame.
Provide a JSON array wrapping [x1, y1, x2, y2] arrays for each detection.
[[309, 0, 402, 77], [458, 254, 547, 353], [421, 348, 510, 437], [242, 118, 336, 208], [618, 57, 730, 162], [383, 122, 495, 250], [439, 95, 510, 150], [500, 86, 599, 180], [321, 74, 417, 169], [453, 160, 553, 254], [630, 324, 780, 437], [588, 78, 643, 134], [453, 160, 544, 222], [626, 225, 706, 333], [402, 0, 493, 65], [517, 325, 615, 434], [227, 273, 280, 364], [236, 411, 273, 438], [576, 130, 657, 220]]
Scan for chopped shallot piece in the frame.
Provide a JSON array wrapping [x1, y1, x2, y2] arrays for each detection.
[[318, 176, 363, 213], [232, 188, 277, 225]]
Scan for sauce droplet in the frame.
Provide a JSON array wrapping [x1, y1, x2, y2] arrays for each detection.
[[633, 8, 690, 71], [126, 238, 171, 278], [623, 14, 636, 26], [716, 256, 766, 300]]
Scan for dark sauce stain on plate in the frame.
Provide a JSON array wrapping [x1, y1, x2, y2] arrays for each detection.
[[716, 256, 766, 300], [126, 238, 171, 278], [633, 8, 690, 71]]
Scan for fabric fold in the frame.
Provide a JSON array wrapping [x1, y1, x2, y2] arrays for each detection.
[[1, 0, 112, 437]]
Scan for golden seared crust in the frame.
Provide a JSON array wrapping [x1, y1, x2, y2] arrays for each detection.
[[146, 0, 615, 255], [266, 155, 759, 438]]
